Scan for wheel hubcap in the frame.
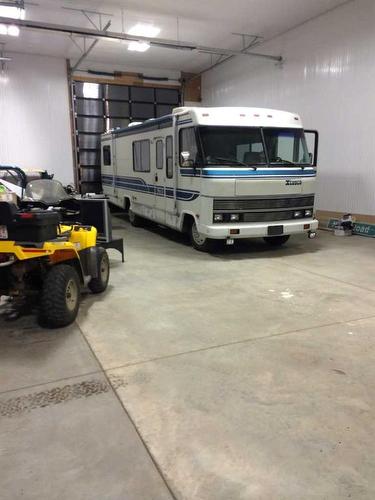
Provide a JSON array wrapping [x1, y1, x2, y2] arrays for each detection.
[[192, 223, 206, 246], [65, 279, 78, 312]]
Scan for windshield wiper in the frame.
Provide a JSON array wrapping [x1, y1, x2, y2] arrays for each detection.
[[207, 156, 257, 170], [270, 156, 309, 169]]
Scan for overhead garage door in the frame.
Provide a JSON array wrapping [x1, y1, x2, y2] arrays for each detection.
[[72, 81, 181, 194]]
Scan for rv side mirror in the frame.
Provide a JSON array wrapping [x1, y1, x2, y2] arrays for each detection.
[[180, 151, 194, 167], [304, 129, 319, 167]]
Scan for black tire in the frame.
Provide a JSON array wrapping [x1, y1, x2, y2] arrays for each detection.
[[88, 248, 110, 294], [190, 221, 215, 252], [39, 264, 81, 328], [129, 209, 143, 227], [263, 235, 290, 246]]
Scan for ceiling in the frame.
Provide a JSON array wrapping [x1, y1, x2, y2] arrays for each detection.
[[0, 0, 350, 73]]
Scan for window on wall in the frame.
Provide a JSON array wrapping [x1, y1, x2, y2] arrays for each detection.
[[133, 140, 151, 172], [179, 127, 199, 166], [166, 136, 173, 178], [156, 140, 164, 169], [103, 145, 111, 166]]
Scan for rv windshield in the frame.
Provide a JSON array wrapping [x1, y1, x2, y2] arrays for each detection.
[[199, 126, 266, 166], [197, 126, 311, 167], [263, 128, 310, 165]]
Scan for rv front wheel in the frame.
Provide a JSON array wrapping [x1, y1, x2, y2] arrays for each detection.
[[129, 209, 143, 227], [190, 222, 214, 252]]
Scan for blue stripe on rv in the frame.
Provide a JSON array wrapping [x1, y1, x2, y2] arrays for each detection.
[[102, 175, 199, 201], [179, 167, 316, 178]]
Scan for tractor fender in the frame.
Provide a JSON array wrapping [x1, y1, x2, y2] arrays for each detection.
[[78, 247, 101, 280]]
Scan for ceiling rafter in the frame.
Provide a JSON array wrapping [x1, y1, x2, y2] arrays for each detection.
[[0, 15, 283, 63]]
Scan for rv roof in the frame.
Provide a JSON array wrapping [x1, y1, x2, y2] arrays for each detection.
[[102, 106, 304, 139], [173, 106, 303, 128]]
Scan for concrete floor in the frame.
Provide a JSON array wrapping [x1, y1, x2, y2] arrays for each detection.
[[1, 218, 375, 499]]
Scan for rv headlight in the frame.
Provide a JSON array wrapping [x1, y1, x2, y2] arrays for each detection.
[[230, 214, 240, 222], [293, 210, 303, 218], [304, 209, 313, 218], [213, 213, 223, 222]]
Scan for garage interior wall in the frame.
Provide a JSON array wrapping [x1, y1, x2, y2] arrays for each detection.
[[203, 0, 375, 220], [0, 52, 74, 186]]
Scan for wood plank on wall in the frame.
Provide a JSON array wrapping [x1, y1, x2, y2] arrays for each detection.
[[181, 72, 202, 102], [317, 209, 375, 226], [72, 74, 180, 90]]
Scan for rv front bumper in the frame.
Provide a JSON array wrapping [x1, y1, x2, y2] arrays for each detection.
[[199, 218, 319, 240]]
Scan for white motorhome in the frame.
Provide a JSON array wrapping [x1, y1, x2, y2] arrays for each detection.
[[101, 106, 319, 251]]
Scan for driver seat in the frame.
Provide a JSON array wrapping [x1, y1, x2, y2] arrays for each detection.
[[243, 151, 265, 164]]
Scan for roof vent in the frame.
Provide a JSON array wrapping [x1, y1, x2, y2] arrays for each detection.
[[173, 107, 189, 114]]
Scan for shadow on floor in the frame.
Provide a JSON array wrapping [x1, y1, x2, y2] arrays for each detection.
[[113, 213, 323, 260]]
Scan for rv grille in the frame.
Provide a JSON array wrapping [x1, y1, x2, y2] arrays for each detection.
[[213, 196, 315, 211], [242, 211, 302, 222]]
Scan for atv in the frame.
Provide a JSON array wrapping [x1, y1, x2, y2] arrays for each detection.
[[0, 179, 110, 328]]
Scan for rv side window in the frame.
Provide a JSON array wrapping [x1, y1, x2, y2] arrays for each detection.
[[166, 136, 173, 178], [156, 140, 163, 170], [103, 145, 111, 166], [133, 139, 150, 172], [179, 127, 198, 166]]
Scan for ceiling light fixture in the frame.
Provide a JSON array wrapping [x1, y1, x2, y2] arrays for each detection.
[[7, 25, 19, 36], [127, 41, 150, 52], [127, 23, 160, 38], [0, 5, 25, 20], [0, 23, 20, 37]]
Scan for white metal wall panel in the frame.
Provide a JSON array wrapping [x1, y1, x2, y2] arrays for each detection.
[[0, 53, 74, 185], [203, 0, 375, 215]]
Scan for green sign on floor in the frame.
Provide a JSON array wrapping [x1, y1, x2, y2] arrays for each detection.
[[328, 219, 375, 238]]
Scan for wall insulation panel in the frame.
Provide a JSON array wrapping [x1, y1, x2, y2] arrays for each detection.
[[0, 53, 74, 186], [203, 0, 375, 216]]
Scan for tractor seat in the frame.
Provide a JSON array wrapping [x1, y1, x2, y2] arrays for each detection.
[[0, 202, 17, 225]]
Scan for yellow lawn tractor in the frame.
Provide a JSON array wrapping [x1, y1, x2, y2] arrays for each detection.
[[0, 180, 110, 328]]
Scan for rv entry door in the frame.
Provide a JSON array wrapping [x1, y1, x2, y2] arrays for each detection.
[[154, 138, 166, 223]]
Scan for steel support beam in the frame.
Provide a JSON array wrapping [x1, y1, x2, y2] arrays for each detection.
[[0, 16, 282, 63], [71, 19, 111, 71], [0, 1, 24, 7]]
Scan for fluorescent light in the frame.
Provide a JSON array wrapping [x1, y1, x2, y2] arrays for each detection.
[[0, 6, 25, 20], [127, 23, 160, 38], [82, 82, 99, 99], [0, 23, 20, 37], [128, 41, 150, 52], [103, 37, 121, 43], [7, 25, 19, 37]]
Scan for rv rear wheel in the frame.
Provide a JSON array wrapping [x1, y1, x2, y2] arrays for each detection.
[[129, 209, 143, 227], [263, 235, 290, 246], [190, 222, 215, 252]]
